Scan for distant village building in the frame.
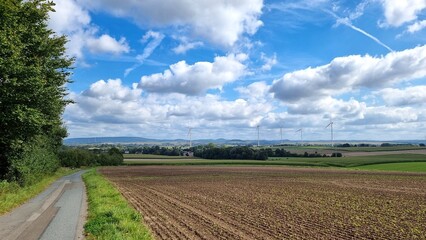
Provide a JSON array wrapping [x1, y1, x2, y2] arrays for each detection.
[[182, 151, 194, 157]]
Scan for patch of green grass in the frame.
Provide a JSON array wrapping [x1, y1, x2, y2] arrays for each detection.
[[124, 154, 192, 159], [0, 168, 76, 215], [269, 154, 426, 168], [83, 169, 152, 240], [277, 145, 426, 152], [353, 162, 426, 172], [326, 154, 426, 167], [333, 146, 426, 152], [124, 154, 426, 172]]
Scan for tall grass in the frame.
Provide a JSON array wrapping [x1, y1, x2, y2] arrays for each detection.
[[83, 169, 152, 240], [0, 168, 76, 215]]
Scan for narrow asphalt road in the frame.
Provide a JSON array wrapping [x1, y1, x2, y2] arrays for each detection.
[[0, 170, 87, 240]]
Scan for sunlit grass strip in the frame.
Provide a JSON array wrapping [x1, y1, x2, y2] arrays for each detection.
[[83, 169, 152, 240], [0, 168, 76, 215], [353, 162, 426, 172]]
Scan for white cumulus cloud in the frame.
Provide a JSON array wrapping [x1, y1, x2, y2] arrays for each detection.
[[138, 54, 248, 95], [347, 106, 420, 125], [379, 86, 426, 106], [173, 41, 204, 54], [86, 35, 129, 55], [260, 53, 278, 71], [49, 0, 130, 58], [236, 81, 271, 102], [81, 79, 141, 101], [380, 0, 426, 27], [77, 0, 264, 47], [407, 19, 426, 33], [65, 79, 273, 138], [270, 45, 426, 102], [286, 97, 366, 119]]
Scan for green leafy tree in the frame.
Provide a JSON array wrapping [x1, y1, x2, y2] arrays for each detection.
[[0, 0, 73, 181]]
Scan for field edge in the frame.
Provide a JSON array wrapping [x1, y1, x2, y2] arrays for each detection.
[[82, 168, 153, 240], [124, 154, 426, 172]]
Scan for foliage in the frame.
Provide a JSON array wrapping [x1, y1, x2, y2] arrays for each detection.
[[124, 154, 190, 159], [331, 152, 343, 157], [193, 145, 328, 160], [0, 168, 76, 214], [8, 136, 60, 185], [126, 146, 182, 156], [83, 169, 153, 240], [58, 147, 123, 167], [193, 145, 268, 160], [0, 0, 72, 181], [58, 148, 92, 168]]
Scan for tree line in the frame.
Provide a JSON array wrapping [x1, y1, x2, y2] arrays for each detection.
[[0, 0, 72, 185], [193, 145, 269, 160], [58, 147, 123, 168], [192, 145, 333, 160], [126, 146, 181, 156]]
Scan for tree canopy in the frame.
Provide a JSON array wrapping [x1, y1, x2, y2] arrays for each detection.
[[0, 0, 73, 182]]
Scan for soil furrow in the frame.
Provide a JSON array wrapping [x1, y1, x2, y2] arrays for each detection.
[[100, 166, 426, 240], [139, 184, 253, 239], [126, 187, 198, 239]]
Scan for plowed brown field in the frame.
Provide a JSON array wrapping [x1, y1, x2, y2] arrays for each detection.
[[100, 166, 426, 240]]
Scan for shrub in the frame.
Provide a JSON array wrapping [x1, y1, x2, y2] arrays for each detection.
[[331, 152, 343, 157], [58, 147, 123, 167], [8, 136, 59, 186]]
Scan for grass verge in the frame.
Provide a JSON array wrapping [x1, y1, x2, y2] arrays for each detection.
[[0, 168, 77, 215], [83, 169, 152, 240], [353, 162, 426, 172]]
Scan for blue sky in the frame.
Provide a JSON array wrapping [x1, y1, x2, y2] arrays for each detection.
[[48, 0, 426, 141]]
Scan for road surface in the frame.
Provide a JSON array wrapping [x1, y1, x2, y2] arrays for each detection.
[[0, 170, 87, 240]]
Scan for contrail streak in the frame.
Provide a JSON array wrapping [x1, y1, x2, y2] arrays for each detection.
[[125, 31, 164, 77], [326, 10, 393, 52], [341, 20, 394, 52]]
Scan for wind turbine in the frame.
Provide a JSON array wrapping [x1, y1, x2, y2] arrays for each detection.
[[280, 127, 283, 145], [325, 120, 334, 147], [296, 128, 303, 146], [187, 127, 192, 148], [256, 125, 260, 147]]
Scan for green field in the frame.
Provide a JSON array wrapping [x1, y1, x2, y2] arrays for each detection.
[[333, 146, 426, 152], [353, 162, 426, 172], [124, 154, 426, 172], [272, 145, 426, 152]]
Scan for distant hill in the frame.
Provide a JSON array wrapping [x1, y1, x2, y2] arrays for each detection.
[[64, 137, 155, 145], [63, 137, 290, 145], [64, 137, 425, 146]]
